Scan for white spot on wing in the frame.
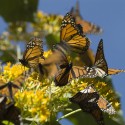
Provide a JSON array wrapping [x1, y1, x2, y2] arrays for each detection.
[[95, 68, 107, 78], [80, 86, 92, 93]]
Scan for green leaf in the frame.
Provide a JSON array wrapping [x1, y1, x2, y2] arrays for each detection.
[[0, 0, 38, 22], [45, 34, 60, 49]]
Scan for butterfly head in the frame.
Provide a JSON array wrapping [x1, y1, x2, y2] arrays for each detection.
[[27, 37, 43, 49]]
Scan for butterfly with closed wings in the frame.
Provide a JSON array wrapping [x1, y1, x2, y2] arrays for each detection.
[[69, 85, 116, 125], [19, 37, 45, 68], [83, 39, 125, 78]]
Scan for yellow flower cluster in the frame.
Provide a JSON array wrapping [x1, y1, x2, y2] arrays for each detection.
[[32, 11, 62, 36], [5, 10, 62, 41], [15, 89, 50, 123], [2, 62, 26, 82], [0, 50, 121, 123]]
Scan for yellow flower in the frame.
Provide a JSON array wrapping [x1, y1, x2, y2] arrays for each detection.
[[3, 63, 27, 81], [44, 50, 52, 58], [15, 87, 50, 123], [115, 102, 120, 107], [37, 11, 45, 19], [40, 115, 48, 122]]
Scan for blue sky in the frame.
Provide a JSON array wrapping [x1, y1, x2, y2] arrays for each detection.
[[38, 0, 125, 113], [0, 0, 125, 124], [39, 0, 125, 123]]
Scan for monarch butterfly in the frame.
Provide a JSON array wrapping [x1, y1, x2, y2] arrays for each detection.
[[19, 37, 45, 68], [69, 85, 115, 125], [54, 39, 125, 86], [54, 39, 105, 86], [70, 1, 103, 34], [82, 39, 108, 78], [0, 95, 21, 125], [54, 47, 99, 86], [53, 46, 72, 86], [60, 12, 90, 54], [63, 39, 107, 79], [38, 43, 69, 78], [0, 75, 24, 102], [83, 39, 125, 77]]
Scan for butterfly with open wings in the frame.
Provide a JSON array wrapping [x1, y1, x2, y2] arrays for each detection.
[[59, 12, 90, 54], [54, 38, 125, 86], [70, 1, 103, 34], [0, 75, 25, 102]]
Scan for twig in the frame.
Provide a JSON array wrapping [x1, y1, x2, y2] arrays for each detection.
[[56, 109, 82, 121]]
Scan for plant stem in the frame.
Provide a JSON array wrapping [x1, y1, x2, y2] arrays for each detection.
[[56, 109, 82, 121], [49, 79, 52, 125]]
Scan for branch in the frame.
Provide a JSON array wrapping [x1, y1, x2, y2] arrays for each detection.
[[56, 109, 82, 121]]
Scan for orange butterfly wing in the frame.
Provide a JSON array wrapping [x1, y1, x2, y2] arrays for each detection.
[[108, 68, 125, 75], [60, 13, 90, 54], [20, 37, 44, 68]]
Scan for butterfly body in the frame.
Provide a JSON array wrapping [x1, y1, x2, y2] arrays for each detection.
[[54, 39, 109, 86], [87, 39, 125, 77], [70, 85, 116, 113]]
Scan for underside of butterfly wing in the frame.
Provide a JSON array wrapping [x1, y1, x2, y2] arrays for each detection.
[[19, 37, 44, 68], [98, 97, 116, 115]]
